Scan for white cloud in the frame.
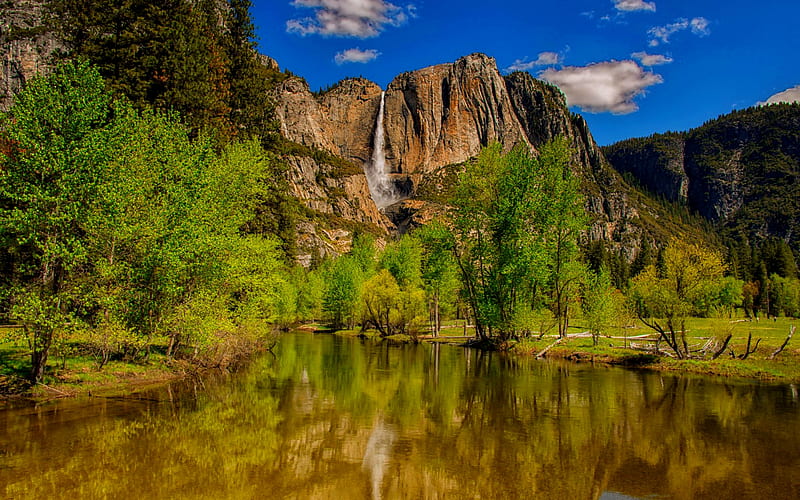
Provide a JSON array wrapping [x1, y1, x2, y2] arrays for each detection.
[[335, 47, 381, 64], [539, 60, 663, 114], [614, 0, 656, 12], [759, 85, 800, 105], [631, 51, 673, 66], [648, 17, 710, 46], [690, 17, 710, 36], [648, 18, 689, 45], [505, 51, 562, 72], [287, 0, 412, 38]]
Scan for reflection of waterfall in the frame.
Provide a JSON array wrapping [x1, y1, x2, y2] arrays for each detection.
[[366, 91, 399, 209], [362, 417, 396, 500]]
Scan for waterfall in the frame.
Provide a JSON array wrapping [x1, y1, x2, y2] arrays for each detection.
[[366, 91, 398, 209]]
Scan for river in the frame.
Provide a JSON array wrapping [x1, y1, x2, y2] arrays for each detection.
[[1, 332, 799, 499]]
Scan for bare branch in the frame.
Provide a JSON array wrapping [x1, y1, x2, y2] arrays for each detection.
[[735, 332, 762, 360], [769, 325, 796, 360], [711, 334, 732, 360]]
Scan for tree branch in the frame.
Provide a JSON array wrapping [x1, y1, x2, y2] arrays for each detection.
[[768, 325, 796, 360]]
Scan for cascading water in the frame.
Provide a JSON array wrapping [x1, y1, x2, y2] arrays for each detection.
[[365, 91, 399, 209]]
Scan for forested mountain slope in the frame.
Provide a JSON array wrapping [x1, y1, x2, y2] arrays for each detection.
[[603, 104, 800, 266]]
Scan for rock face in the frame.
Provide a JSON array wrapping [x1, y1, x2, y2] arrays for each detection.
[[274, 76, 383, 164], [504, 72, 605, 174], [382, 54, 529, 180], [271, 76, 395, 238], [1, 0, 62, 111], [284, 154, 392, 232], [602, 133, 688, 203]]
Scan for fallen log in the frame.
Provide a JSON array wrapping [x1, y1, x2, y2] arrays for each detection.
[[536, 337, 564, 359]]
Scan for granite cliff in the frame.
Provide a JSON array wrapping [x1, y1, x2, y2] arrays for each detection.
[[1, 0, 61, 111], [272, 53, 690, 258]]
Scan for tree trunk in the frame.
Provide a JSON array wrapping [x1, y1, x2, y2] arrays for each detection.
[[166, 332, 181, 358], [30, 328, 53, 383], [434, 293, 440, 337]]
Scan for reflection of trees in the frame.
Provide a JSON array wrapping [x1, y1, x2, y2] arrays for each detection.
[[1, 363, 285, 498], [1, 333, 799, 499]]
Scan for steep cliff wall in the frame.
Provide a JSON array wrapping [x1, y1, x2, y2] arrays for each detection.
[[271, 75, 394, 237], [0, 0, 61, 111], [602, 133, 688, 203], [382, 54, 529, 179], [273, 76, 383, 163]]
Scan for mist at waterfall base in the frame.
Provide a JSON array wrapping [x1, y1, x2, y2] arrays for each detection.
[[365, 92, 401, 210]]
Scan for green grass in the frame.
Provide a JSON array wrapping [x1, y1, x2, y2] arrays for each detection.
[[1, 337, 179, 400], [512, 315, 800, 382]]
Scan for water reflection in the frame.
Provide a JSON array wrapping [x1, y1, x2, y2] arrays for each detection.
[[362, 417, 395, 500], [1, 332, 799, 499]]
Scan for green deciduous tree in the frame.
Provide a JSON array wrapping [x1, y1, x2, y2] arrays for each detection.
[[361, 269, 401, 336], [450, 139, 586, 343], [629, 239, 727, 359], [1, 61, 294, 379], [380, 236, 423, 289], [770, 275, 800, 317], [360, 269, 426, 339], [415, 222, 460, 336], [582, 268, 617, 346], [535, 139, 588, 337], [0, 61, 117, 381], [322, 256, 363, 330]]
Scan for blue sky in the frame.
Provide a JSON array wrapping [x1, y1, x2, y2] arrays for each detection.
[[252, 1, 800, 145]]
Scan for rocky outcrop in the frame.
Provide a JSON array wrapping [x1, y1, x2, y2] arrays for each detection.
[[504, 72, 608, 177], [1, 0, 62, 111], [382, 53, 529, 180], [273, 76, 383, 164], [284, 154, 391, 231], [271, 76, 395, 241]]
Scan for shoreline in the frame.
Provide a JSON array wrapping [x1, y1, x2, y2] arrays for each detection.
[[0, 343, 271, 408], [326, 325, 800, 384], [3, 324, 797, 407]]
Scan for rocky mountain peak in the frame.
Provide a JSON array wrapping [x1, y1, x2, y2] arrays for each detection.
[[272, 52, 677, 258], [383, 52, 529, 178]]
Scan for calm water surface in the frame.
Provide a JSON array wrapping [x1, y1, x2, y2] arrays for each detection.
[[1, 332, 799, 499]]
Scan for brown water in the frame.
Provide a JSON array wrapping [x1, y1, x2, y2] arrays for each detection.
[[1, 332, 799, 499]]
